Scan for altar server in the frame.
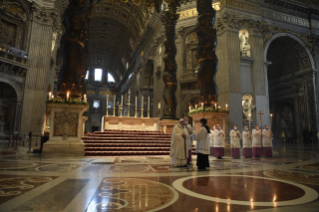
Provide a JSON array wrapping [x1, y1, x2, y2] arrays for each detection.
[[252, 125, 262, 157], [242, 126, 252, 158], [184, 116, 193, 164], [194, 118, 210, 170], [214, 124, 225, 159], [209, 125, 216, 155], [262, 124, 273, 157], [170, 119, 188, 167], [230, 124, 241, 159]]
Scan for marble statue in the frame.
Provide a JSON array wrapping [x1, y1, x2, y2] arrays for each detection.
[[239, 29, 251, 57], [242, 95, 255, 121]]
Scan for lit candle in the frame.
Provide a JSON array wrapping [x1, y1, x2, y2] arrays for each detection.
[[195, 104, 198, 109], [52, 95, 54, 99], [121, 95, 123, 106], [201, 102, 204, 109], [113, 95, 116, 107], [67, 91, 70, 101], [215, 103, 217, 109], [84, 94, 87, 102], [148, 96, 150, 109], [218, 106, 220, 109], [106, 94, 109, 109], [189, 106, 191, 112], [226, 104, 228, 111], [48, 92, 52, 100], [270, 114, 273, 129]]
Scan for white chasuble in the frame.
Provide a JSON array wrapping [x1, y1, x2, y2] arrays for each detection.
[[242, 130, 252, 148], [262, 129, 273, 147], [230, 130, 241, 148], [170, 124, 188, 161], [214, 129, 225, 148], [194, 127, 210, 155], [252, 129, 262, 147]]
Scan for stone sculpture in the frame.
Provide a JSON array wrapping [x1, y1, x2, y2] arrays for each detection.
[[239, 29, 251, 57], [55, 111, 78, 140], [242, 95, 255, 121]]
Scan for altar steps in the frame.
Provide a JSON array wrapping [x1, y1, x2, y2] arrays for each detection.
[[82, 129, 172, 156]]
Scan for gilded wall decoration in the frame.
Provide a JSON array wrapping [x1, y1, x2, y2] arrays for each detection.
[[54, 110, 78, 139], [0, 0, 27, 22], [0, 21, 16, 46], [239, 29, 251, 57]]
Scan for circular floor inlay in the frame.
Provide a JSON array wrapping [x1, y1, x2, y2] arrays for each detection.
[[173, 175, 318, 206], [0, 162, 37, 169]]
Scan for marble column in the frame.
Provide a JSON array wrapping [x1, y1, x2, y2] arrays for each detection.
[[250, 31, 270, 127], [161, 4, 179, 120], [293, 96, 301, 140], [20, 4, 59, 134]]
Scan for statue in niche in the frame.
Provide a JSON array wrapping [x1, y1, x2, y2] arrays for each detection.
[[239, 29, 251, 57], [242, 94, 255, 121]]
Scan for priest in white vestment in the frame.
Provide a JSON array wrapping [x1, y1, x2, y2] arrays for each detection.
[[170, 119, 188, 167], [184, 116, 193, 164], [209, 125, 216, 155], [242, 126, 252, 158], [194, 118, 210, 170], [230, 125, 241, 159], [252, 125, 262, 157], [262, 124, 273, 157], [214, 124, 225, 159]]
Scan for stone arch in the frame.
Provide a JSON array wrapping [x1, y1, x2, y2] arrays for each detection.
[[0, 78, 22, 102], [264, 33, 315, 70]]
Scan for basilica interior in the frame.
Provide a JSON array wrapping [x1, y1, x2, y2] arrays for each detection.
[[1, 0, 319, 211]]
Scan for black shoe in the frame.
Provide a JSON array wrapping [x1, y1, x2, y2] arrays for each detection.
[[187, 162, 190, 165]]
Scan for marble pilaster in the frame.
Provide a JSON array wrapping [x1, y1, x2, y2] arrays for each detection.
[[20, 3, 60, 134]]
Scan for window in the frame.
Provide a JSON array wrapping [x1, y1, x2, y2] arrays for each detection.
[[93, 100, 100, 108], [85, 70, 89, 80], [94, 68, 102, 81], [107, 73, 115, 83]]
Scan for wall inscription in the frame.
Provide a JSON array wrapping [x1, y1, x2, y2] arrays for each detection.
[[178, 0, 319, 29]]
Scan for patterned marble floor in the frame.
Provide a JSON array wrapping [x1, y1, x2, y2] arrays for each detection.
[[0, 140, 319, 212]]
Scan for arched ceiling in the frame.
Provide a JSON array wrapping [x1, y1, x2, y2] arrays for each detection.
[[86, 0, 151, 77]]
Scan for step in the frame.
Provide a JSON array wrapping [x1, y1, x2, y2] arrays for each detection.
[[85, 147, 170, 151], [85, 143, 171, 147], [84, 135, 171, 139], [85, 151, 170, 156], [83, 140, 170, 143], [82, 137, 170, 140]]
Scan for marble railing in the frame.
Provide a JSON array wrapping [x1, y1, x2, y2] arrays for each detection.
[[0, 50, 29, 67]]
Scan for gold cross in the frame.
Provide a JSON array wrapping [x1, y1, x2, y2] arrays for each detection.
[[258, 110, 264, 126]]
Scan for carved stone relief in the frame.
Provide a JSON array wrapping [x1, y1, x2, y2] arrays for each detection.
[[54, 110, 78, 139], [239, 29, 251, 57]]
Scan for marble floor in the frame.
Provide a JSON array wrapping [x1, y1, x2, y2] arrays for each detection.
[[0, 140, 319, 212]]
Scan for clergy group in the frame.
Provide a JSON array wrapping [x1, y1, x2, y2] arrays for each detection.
[[170, 117, 273, 171]]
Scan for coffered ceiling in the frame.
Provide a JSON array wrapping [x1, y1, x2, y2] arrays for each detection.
[[86, 0, 151, 77]]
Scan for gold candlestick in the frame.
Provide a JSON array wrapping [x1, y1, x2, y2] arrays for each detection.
[[113, 107, 116, 117], [147, 108, 150, 118], [119, 106, 123, 117], [127, 103, 131, 117], [135, 107, 137, 117], [141, 108, 144, 118]]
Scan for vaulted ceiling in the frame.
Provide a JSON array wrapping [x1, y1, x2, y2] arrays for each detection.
[[86, 0, 151, 78]]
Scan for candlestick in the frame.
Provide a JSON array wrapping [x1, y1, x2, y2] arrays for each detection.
[[201, 102, 204, 109], [148, 96, 150, 109], [135, 96, 137, 107], [113, 95, 116, 107], [84, 94, 87, 102], [270, 114, 273, 130], [189, 106, 191, 112], [121, 95, 123, 106], [67, 92, 70, 101], [134, 107, 137, 117], [215, 103, 217, 109], [147, 108, 150, 118], [141, 96, 144, 117], [52, 95, 54, 99], [195, 104, 198, 109], [127, 103, 131, 117], [48, 92, 51, 100], [106, 94, 109, 116], [119, 106, 123, 117], [226, 104, 228, 111]]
